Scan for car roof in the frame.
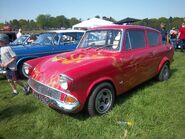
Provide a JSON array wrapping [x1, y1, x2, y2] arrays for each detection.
[[47, 30, 85, 33], [90, 25, 160, 33]]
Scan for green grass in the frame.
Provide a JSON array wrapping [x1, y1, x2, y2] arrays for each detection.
[[0, 52, 185, 139]]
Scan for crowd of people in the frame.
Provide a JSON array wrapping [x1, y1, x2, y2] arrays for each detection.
[[159, 22, 185, 52]]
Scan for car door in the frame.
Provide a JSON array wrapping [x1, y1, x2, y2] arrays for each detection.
[[25, 33, 56, 57], [146, 30, 164, 77], [120, 29, 151, 92]]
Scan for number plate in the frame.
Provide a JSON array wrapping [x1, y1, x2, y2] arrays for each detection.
[[33, 92, 50, 105]]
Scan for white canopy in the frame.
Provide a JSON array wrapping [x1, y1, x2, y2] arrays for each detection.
[[72, 18, 114, 30]]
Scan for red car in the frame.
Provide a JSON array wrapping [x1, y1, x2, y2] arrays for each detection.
[[24, 25, 174, 116]]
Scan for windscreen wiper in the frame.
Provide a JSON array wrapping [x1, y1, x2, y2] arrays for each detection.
[[96, 44, 113, 51]]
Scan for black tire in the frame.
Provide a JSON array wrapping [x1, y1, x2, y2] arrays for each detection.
[[158, 63, 170, 81], [87, 82, 115, 116], [21, 63, 29, 79], [17, 62, 26, 79]]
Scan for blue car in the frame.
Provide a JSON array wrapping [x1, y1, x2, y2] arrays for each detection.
[[0, 30, 85, 77]]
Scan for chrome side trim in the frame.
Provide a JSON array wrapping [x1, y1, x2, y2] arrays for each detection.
[[60, 74, 73, 81], [22, 63, 32, 78]]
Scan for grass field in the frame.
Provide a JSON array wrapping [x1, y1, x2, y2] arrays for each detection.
[[0, 52, 185, 139]]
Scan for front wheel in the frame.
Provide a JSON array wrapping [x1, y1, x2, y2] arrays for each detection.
[[158, 63, 170, 81], [87, 82, 115, 116], [17, 62, 26, 79]]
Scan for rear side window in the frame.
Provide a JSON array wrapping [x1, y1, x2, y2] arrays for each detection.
[[147, 31, 159, 47], [124, 30, 145, 50], [59, 33, 78, 45]]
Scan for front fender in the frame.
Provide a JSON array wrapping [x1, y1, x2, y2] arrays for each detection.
[[85, 77, 116, 100]]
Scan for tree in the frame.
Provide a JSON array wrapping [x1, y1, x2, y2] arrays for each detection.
[[10, 19, 20, 30], [69, 17, 80, 27], [36, 14, 51, 29], [19, 19, 29, 31], [55, 15, 70, 29], [29, 20, 37, 30], [95, 15, 100, 19], [102, 16, 116, 22]]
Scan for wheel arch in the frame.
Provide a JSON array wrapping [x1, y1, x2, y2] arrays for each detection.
[[16, 56, 38, 68], [16, 56, 38, 78], [84, 77, 117, 108], [157, 56, 170, 73]]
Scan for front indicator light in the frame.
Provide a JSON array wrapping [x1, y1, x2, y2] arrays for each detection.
[[64, 95, 76, 104]]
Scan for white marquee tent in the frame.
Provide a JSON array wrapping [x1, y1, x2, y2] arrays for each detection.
[[72, 18, 114, 30]]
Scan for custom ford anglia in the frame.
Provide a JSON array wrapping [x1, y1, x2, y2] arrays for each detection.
[[25, 25, 174, 116]]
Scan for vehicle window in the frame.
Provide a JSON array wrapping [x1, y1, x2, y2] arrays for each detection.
[[124, 30, 145, 50], [53, 34, 59, 45], [124, 32, 131, 50], [77, 33, 84, 41], [78, 30, 122, 51], [59, 33, 77, 45], [12, 35, 29, 45], [32, 33, 55, 45], [147, 31, 159, 47]]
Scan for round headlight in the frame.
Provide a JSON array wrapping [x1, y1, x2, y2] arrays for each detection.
[[60, 79, 68, 90], [59, 74, 73, 90]]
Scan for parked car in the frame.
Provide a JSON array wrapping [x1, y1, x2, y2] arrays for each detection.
[[24, 25, 174, 116], [0, 30, 85, 77]]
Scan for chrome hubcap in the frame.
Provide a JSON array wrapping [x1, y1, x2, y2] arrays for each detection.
[[95, 88, 112, 114]]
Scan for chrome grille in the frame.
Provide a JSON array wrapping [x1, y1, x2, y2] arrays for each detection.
[[28, 78, 61, 99]]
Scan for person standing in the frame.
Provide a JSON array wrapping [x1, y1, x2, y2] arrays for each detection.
[[16, 28, 22, 38], [159, 23, 168, 44], [177, 23, 185, 52], [0, 33, 25, 95], [170, 27, 178, 49]]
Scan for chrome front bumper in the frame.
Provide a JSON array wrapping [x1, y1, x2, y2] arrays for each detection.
[[28, 78, 80, 113]]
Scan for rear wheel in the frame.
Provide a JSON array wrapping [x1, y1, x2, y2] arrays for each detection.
[[87, 82, 115, 116], [158, 63, 170, 81]]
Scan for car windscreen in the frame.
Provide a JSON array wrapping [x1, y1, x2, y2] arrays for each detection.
[[32, 33, 55, 45], [78, 29, 123, 51], [12, 35, 29, 45]]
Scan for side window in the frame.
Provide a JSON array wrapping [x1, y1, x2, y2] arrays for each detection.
[[53, 34, 59, 45], [124, 30, 146, 50], [124, 32, 131, 50], [59, 33, 77, 45], [147, 31, 159, 47], [77, 33, 84, 41]]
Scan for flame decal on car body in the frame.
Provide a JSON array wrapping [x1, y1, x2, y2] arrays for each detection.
[[51, 53, 124, 72]]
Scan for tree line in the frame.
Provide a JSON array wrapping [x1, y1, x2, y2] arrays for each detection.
[[0, 14, 184, 31], [0, 14, 81, 31]]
